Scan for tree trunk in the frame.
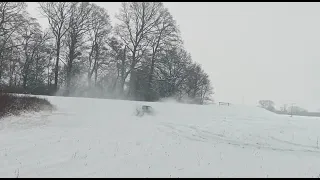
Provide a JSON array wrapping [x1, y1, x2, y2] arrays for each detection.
[[94, 63, 98, 86], [22, 74, 28, 90], [65, 64, 72, 96], [66, 39, 75, 96], [119, 46, 126, 94], [14, 76, 17, 86], [146, 35, 161, 101], [88, 43, 99, 88], [146, 56, 156, 101], [54, 38, 61, 92], [47, 60, 50, 88], [128, 69, 136, 99], [0, 52, 3, 83], [35, 55, 40, 83], [87, 75, 92, 87], [127, 47, 137, 98]]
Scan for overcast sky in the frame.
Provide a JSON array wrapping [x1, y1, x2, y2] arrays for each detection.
[[26, 2, 320, 111]]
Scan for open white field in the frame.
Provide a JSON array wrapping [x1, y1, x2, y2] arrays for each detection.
[[1, 96, 320, 177]]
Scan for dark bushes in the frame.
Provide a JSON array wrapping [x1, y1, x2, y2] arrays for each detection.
[[0, 93, 54, 118]]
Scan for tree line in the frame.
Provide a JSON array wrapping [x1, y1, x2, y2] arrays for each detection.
[[0, 2, 213, 104], [258, 100, 320, 117]]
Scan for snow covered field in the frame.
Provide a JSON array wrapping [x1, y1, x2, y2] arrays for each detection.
[[1, 96, 320, 177]]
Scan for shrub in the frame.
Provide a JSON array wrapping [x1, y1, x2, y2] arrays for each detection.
[[0, 93, 54, 118]]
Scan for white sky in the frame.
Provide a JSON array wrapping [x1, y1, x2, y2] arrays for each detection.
[[26, 2, 320, 111]]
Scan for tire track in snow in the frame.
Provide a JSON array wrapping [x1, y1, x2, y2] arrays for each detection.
[[158, 122, 320, 155]]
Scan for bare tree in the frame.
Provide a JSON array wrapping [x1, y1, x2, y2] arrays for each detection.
[[19, 16, 43, 89], [288, 105, 308, 114], [64, 2, 92, 95], [157, 47, 192, 99], [114, 2, 164, 98], [183, 63, 213, 104], [196, 73, 214, 104], [0, 2, 214, 103], [0, 2, 27, 82], [87, 4, 112, 87], [280, 104, 288, 113], [106, 36, 129, 94], [145, 7, 180, 101], [258, 100, 275, 112], [38, 2, 72, 91], [0, 2, 27, 47]]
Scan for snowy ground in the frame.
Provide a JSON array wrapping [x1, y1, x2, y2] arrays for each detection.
[[1, 96, 320, 177]]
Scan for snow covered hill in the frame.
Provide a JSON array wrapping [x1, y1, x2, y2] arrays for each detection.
[[1, 96, 320, 177]]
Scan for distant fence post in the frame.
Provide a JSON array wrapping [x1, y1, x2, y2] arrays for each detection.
[[219, 102, 230, 106]]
